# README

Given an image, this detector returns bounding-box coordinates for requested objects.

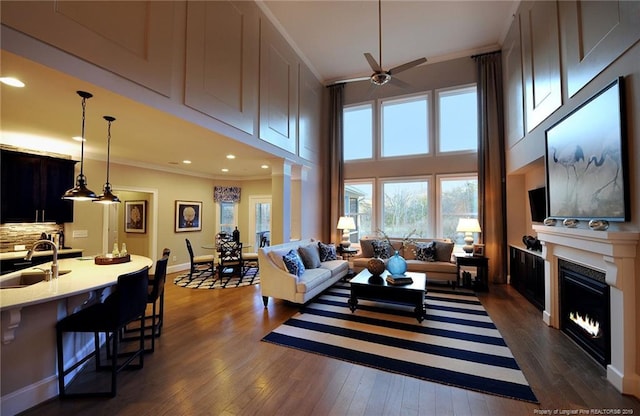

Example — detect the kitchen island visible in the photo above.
[0,254,153,415]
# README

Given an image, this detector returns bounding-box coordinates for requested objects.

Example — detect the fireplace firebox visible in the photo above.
[559,259,610,367]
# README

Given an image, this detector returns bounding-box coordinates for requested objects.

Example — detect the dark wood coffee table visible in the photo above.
[348,269,427,322]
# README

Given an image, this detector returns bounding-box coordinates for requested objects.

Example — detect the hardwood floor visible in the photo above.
[20,272,640,415]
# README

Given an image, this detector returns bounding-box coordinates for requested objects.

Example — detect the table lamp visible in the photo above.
[456,218,481,255]
[337,216,356,248]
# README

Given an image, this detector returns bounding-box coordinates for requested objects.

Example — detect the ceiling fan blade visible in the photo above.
[326,76,371,86]
[389,57,427,75]
[389,76,411,90]
[364,53,382,72]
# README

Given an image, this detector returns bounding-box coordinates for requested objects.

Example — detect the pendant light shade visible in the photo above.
[94,116,121,204]
[62,91,98,201]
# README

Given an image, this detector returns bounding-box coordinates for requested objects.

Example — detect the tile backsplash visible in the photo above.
[0,223,64,252]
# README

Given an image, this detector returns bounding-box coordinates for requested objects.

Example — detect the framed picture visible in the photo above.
[175,200,202,232]
[545,77,629,221]
[473,244,485,257]
[125,200,146,233]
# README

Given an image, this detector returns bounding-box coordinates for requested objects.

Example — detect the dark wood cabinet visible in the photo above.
[1,150,76,223]
[510,246,545,310]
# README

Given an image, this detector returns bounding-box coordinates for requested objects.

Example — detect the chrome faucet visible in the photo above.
[24,240,59,281]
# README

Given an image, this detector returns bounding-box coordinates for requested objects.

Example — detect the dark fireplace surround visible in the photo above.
[559,259,610,367]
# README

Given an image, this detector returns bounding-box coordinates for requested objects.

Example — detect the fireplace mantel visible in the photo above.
[532,224,639,397]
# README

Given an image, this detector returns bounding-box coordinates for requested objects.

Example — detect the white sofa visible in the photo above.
[258,239,349,307]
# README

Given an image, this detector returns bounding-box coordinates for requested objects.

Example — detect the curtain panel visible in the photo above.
[475,52,507,284]
[327,83,345,244]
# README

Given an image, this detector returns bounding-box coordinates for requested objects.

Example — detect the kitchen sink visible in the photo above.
[0,269,71,289]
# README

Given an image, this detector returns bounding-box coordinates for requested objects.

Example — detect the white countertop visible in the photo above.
[0,248,83,261]
[0,255,153,311]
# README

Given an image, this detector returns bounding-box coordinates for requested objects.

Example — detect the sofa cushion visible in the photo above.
[371,240,392,259]
[282,249,306,277]
[318,242,338,261]
[267,248,292,271]
[296,268,332,293]
[415,242,437,262]
[298,244,321,269]
[405,259,457,273]
[319,259,349,278]
[434,241,455,262]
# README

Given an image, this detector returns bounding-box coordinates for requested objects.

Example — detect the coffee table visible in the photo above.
[348,269,427,322]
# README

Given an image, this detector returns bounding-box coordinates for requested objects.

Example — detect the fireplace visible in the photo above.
[533,225,639,397]
[559,259,610,367]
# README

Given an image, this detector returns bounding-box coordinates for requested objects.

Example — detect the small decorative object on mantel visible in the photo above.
[543,218,557,226]
[367,257,385,276]
[588,219,609,231]
[95,254,131,265]
[563,218,579,228]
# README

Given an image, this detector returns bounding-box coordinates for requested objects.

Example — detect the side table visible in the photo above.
[455,254,489,291]
[338,247,359,279]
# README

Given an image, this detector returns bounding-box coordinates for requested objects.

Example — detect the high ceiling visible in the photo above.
[0,1,517,179]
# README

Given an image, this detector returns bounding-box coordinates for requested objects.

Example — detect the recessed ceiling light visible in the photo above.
[221,168,229,172]
[183,160,192,164]
[72,136,86,142]
[226,154,236,159]
[261,164,269,169]
[0,77,25,87]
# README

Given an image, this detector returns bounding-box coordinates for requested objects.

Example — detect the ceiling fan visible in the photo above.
[339,0,427,87]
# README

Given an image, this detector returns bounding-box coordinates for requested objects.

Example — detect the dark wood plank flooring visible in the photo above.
[19,272,640,415]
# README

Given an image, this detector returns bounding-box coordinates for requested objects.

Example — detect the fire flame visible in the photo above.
[569,312,601,338]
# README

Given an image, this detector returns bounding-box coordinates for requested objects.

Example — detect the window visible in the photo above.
[343,103,373,160]
[344,181,373,241]
[437,85,478,153]
[217,201,237,235]
[381,95,428,157]
[438,175,478,243]
[381,179,430,237]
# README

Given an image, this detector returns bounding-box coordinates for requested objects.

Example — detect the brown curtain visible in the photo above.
[475,52,507,284]
[327,83,345,244]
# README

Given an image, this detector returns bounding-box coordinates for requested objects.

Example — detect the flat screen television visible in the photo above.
[528,187,547,223]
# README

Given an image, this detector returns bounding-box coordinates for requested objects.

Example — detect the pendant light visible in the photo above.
[62,91,98,201]
[94,116,121,204]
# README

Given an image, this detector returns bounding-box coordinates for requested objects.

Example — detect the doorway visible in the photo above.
[102,187,158,260]
[248,196,271,248]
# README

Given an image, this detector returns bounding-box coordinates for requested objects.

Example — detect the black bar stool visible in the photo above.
[56,266,149,398]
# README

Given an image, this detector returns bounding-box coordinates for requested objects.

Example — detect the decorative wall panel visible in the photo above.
[502,15,526,148]
[298,63,323,162]
[1,1,177,96]
[561,1,640,97]
[185,1,259,135]
[259,18,299,154]
[521,0,562,132]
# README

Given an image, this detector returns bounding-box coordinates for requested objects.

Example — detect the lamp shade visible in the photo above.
[337,216,356,230]
[456,218,481,233]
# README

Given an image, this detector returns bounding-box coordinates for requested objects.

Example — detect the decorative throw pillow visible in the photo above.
[359,238,375,258]
[298,244,321,269]
[434,241,455,262]
[415,242,437,262]
[317,242,338,262]
[371,239,391,259]
[282,249,306,277]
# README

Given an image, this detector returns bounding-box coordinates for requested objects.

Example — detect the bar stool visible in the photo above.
[122,252,169,352]
[56,267,149,398]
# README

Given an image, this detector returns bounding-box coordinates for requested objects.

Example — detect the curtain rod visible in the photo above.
[471,50,501,59]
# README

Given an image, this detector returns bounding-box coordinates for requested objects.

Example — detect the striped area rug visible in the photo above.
[262,281,538,403]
